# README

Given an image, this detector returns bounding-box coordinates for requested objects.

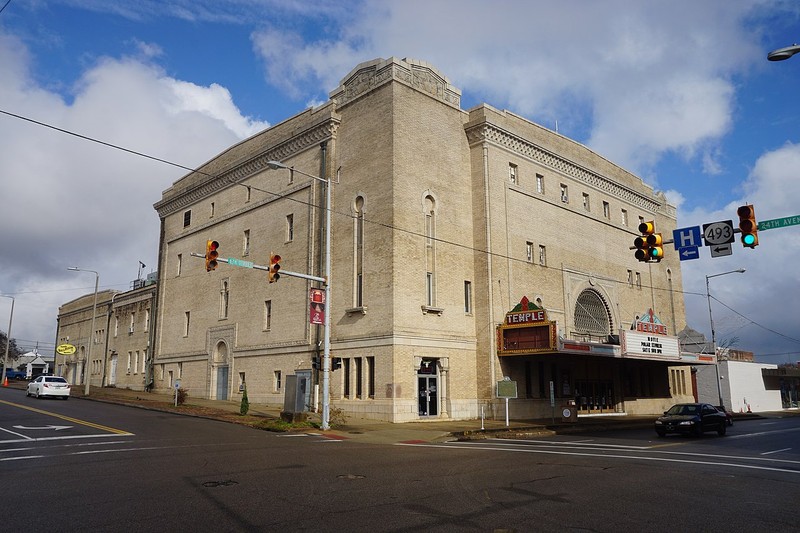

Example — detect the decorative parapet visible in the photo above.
[466,122,672,216]
[154,118,339,218]
[330,57,461,109]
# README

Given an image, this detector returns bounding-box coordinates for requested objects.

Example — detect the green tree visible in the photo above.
[240,385,250,415]
[0,331,22,360]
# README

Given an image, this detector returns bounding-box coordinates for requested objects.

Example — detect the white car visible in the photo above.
[26,376,71,400]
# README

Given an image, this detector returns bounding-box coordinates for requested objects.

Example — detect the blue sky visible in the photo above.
[1,0,800,363]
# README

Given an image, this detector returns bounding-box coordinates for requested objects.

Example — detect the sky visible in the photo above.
[1,0,799,364]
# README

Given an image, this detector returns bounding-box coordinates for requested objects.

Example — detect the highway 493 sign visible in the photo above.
[702,220,735,245]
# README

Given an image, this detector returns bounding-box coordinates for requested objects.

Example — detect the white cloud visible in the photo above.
[0,31,266,352]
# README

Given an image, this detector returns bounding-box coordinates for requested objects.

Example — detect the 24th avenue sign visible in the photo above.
[758,215,800,231]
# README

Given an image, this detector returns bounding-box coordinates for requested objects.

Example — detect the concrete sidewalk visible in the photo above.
[6,381,777,444]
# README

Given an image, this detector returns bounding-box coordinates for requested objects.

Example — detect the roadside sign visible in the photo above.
[710,243,733,258]
[673,226,702,250]
[678,247,700,261]
[703,221,735,246]
[758,215,800,231]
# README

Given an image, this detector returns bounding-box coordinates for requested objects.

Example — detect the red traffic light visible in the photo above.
[269,253,281,283]
[205,240,219,271]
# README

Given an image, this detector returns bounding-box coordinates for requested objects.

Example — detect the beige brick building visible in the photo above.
[56,281,156,391]
[151,57,698,422]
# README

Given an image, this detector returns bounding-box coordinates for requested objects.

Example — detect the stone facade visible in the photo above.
[151,57,692,422]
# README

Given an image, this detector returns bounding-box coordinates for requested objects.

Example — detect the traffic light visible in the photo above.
[205,240,219,271]
[647,231,664,262]
[332,357,342,371]
[268,254,281,283]
[737,204,759,248]
[634,221,654,262]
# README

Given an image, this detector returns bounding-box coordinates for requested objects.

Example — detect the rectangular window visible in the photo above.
[560,184,569,203]
[264,300,272,331]
[582,193,590,211]
[526,241,533,262]
[183,210,191,228]
[343,358,351,398]
[184,311,190,337]
[274,370,282,391]
[367,356,375,399]
[355,357,363,399]
[621,209,629,226]
[508,163,518,184]
[243,229,250,256]
[286,214,294,242]
[177,253,182,277]
[538,245,547,266]
[464,281,473,314]
[603,201,610,219]
[536,173,544,194]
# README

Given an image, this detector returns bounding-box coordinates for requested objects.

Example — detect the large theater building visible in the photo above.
[151,57,702,422]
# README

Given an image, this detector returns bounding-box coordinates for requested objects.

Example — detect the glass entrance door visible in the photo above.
[418,376,438,417]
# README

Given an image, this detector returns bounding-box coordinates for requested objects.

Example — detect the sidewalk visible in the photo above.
[6,381,777,444]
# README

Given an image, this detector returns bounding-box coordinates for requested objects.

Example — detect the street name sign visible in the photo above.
[758,215,800,231]
[702,220,735,246]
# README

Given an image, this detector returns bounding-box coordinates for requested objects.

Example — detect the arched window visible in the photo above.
[573,289,612,342]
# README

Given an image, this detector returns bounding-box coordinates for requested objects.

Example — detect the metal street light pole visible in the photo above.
[768,43,800,61]
[267,161,333,430]
[1,295,14,385]
[68,267,99,396]
[705,268,746,408]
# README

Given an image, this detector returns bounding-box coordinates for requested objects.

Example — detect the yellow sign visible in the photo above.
[56,343,76,355]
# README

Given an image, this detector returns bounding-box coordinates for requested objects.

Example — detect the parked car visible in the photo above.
[26,375,71,400]
[4,369,27,380]
[715,405,734,426]
[654,402,727,437]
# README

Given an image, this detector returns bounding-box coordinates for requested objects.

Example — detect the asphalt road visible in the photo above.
[2,387,798,532]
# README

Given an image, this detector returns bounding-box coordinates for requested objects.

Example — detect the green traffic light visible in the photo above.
[742,234,756,246]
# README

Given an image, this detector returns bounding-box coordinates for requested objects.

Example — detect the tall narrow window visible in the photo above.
[424,195,437,307]
[539,245,547,266]
[264,300,272,331]
[508,163,518,184]
[464,281,473,314]
[560,184,569,203]
[220,279,230,319]
[243,229,250,256]
[184,311,190,337]
[354,196,365,307]
[183,210,191,228]
[286,214,294,241]
[367,356,375,399]
[526,241,533,262]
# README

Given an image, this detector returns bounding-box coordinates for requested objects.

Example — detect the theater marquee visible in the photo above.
[497,296,557,356]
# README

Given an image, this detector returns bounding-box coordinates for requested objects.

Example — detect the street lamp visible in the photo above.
[68,267,99,395]
[768,43,800,61]
[266,160,334,430]
[1,295,14,385]
[705,268,746,408]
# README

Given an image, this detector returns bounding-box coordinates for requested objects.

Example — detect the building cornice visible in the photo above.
[154,118,339,218]
[466,122,674,217]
